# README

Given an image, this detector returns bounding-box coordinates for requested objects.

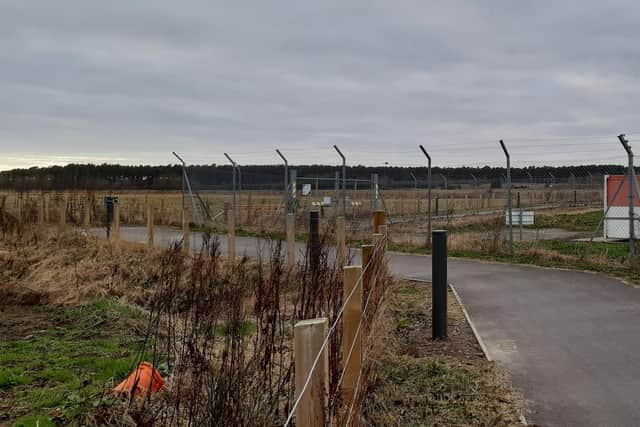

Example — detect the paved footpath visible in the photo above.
[104,226,640,426]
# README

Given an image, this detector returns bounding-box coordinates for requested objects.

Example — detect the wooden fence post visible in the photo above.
[44,194,50,223]
[342,265,363,412]
[372,210,386,234]
[160,199,166,225]
[336,216,346,268]
[59,195,67,229]
[38,195,45,225]
[147,205,154,248]
[378,224,388,253]
[83,197,91,228]
[112,201,120,242]
[16,194,22,224]
[223,202,230,223]
[361,244,374,303]
[228,209,235,260]
[286,213,296,268]
[294,318,329,427]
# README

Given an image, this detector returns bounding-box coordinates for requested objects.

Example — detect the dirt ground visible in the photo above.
[0,305,60,342]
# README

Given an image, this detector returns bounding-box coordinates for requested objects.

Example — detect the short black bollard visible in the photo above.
[310,210,320,271]
[432,230,448,339]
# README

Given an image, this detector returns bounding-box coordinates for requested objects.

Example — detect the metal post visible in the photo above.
[517,192,522,241]
[224,153,237,213]
[619,134,635,257]
[440,173,448,190]
[371,173,379,211]
[410,171,418,214]
[276,149,289,213]
[370,173,375,211]
[419,145,432,245]
[334,171,340,208]
[333,145,346,216]
[173,152,199,225]
[526,170,534,184]
[290,169,297,212]
[500,140,514,255]
[432,230,447,339]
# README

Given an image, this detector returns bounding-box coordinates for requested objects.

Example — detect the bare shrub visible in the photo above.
[99,232,391,426]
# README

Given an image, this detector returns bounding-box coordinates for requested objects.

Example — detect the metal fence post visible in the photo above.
[432,230,447,339]
[286,213,296,268]
[276,149,289,212]
[334,171,340,210]
[371,173,379,212]
[336,215,346,268]
[618,134,635,257]
[333,145,347,217]
[175,152,200,222]
[224,153,237,212]
[500,140,514,255]
[419,145,432,245]
[228,209,236,260]
[290,169,297,213]
[517,192,523,241]
[410,171,419,215]
[183,208,190,256]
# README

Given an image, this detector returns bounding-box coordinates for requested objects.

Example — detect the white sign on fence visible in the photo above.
[505,210,534,226]
[302,184,312,196]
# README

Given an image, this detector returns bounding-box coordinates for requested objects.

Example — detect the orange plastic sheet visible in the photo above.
[112,362,165,397]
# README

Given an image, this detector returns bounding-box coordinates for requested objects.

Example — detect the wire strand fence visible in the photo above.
[284,230,389,426]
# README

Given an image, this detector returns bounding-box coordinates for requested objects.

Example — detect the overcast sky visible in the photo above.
[1,1,639,170]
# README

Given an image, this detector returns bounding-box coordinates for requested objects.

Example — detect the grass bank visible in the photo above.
[364,281,522,425]
[0,299,149,426]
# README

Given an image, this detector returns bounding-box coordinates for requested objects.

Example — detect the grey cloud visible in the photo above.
[0,1,639,169]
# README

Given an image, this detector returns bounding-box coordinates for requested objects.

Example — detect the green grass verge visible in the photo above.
[0,299,150,426]
[532,209,603,232]
[367,282,521,425]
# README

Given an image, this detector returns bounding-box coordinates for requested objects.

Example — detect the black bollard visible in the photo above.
[432,230,448,339]
[310,210,320,271]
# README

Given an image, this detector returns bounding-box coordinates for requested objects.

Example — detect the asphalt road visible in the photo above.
[99,226,640,426]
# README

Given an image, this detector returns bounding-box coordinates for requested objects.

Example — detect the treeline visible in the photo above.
[0,163,625,191]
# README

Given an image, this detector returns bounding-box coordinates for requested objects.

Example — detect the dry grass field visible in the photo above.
[0,184,603,230]
[0,190,531,426]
